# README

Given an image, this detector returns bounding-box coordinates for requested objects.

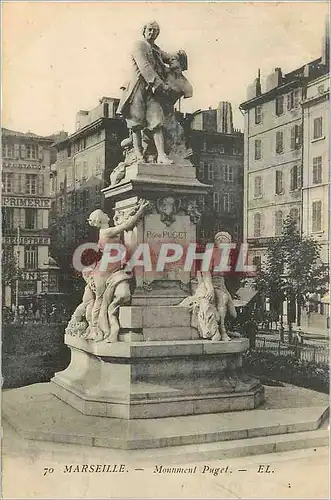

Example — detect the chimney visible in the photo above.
[76,110,89,130]
[246,69,262,100]
[217,102,234,134]
[265,67,283,92]
[321,17,330,66]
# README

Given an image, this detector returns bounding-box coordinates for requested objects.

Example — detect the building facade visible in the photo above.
[50,97,127,274]
[187,102,244,244]
[302,72,329,265]
[240,56,329,268]
[1,128,65,310]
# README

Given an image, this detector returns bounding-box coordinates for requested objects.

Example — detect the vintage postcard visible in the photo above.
[1,1,330,498]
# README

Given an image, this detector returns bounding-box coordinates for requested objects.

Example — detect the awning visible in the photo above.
[233,286,258,308]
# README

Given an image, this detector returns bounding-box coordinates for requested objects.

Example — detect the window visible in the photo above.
[82,161,88,180]
[293,89,300,108]
[224,165,234,182]
[313,156,322,184]
[275,210,283,236]
[287,90,300,110]
[313,117,323,139]
[75,162,81,181]
[290,207,300,230]
[290,124,302,150]
[254,139,262,160]
[233,224,239,241]
[255,105,263,124]
[287,92,294,110]
[3,143,15,159]
[223,193,231,212]
[275,95,284,116]
[24,245,38,269]
[213,192,220,212]
[254,176,262,198]
[25,174,37,194]
[2,172,13,193]
[82,190,89,211]
[2,207,14,230]
[312,201,322,232]
[198,162,205,179]
[26,145,38,160]
[67,145,72,157]
[275,170,283,194]
[207,164,213,181]
[253,213,262,237]
[290,165,302,191]
[219,145,225,154]
[50,174,56,193]
[67,166,73,186]
[199,194,205,212]
[276,131,284,154]
[25,209,37,229]
[96,156,101,174]
[232,147,240,156]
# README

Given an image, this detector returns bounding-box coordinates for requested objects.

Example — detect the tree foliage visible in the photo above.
[1,245,22,286]
[254,216,328,329]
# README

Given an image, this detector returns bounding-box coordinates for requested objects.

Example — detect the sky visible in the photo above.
[2,1,329,136]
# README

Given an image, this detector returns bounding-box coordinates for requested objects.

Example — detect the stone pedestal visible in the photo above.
[102,161,209,298]
[49,158,265,449]
[51,336,264,420]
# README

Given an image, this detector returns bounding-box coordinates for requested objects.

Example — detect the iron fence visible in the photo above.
[255,338,329,366]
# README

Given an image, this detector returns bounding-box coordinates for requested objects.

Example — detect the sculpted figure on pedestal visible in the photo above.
[117,21,193,166]
[65,200,150,342]
[179,232,238,341]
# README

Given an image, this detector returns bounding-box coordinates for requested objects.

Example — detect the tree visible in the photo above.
[1,245,22,287]
[254,216,328,340]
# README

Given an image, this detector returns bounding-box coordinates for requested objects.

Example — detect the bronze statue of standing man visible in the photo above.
[117,21,175,164]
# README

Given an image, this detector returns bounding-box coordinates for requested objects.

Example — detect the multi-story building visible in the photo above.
[50,97,127,273]
[302,72,329,265]
[187,102,244,244]
[240,54,329,268]
[1,127,66,310]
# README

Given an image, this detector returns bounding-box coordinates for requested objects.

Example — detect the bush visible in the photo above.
[2,323,70,389]
[243,349,329,394]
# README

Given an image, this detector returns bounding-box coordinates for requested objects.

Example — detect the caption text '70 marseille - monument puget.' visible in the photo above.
[50,21,265,447]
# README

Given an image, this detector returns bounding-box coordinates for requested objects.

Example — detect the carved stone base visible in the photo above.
[51,336,264,420]
[119,304,199,340]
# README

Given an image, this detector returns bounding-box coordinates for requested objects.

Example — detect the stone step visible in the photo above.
[126,429,329,464]
[3,383,328,450]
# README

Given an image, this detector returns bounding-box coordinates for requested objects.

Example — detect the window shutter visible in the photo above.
[19,208,25,227]
[14,173,22,193]
[287,93,292,110]
[37,210,43,229]
[20,144,26,159]
[13,208,20,228]
[14,144,20,159]
[290,127,296,150]
[297,165,302,188]
[38,146,43,160]
[38,174,44,195]
[297,124,302,148]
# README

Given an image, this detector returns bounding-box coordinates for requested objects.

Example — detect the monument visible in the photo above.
[50,20,264,435]
[3,20,328,464]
